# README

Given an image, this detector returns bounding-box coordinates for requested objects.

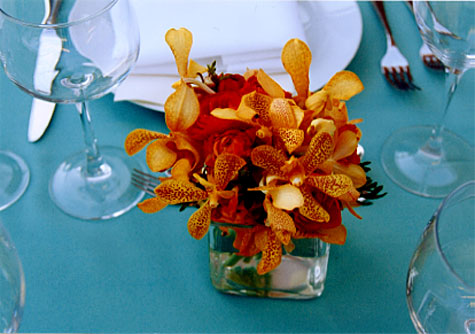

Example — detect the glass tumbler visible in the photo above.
[406,180,475,333]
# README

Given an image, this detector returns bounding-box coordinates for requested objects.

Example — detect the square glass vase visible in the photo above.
[208,223,330,299]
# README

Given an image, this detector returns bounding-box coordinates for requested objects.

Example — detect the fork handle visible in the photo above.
[372,1,396,47]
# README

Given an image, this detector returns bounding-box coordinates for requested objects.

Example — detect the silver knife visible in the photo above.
[28,99,56,142]
[28,0,62,142]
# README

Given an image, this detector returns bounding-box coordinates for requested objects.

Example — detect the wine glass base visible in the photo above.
[381,125,475,198]
[49,146,145,220]
[0,151,30,211]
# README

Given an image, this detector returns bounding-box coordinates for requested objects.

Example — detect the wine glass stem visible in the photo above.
[428,68,464,153]
[76,102,105,177]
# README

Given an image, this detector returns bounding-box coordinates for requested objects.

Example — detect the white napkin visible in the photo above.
[114,0,307,109]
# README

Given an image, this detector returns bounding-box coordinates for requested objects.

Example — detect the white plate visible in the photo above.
[128,1,362,112]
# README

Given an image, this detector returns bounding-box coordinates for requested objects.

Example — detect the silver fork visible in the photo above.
[372,2,421,90]
[406,1,444,70]
[132,169,160,196]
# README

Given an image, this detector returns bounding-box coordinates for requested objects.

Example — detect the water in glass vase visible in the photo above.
[208,223,330,299]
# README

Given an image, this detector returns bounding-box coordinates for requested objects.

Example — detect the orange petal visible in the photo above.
[317,225,347,245]
[213,153,246,190]
[333,162,367,188]
[257,69,285,98]
[300,132,334,174]
[257,229,282,275]
[146,138,177,172]
[165,28,193,77]
[154,179,207,204]
[137,197,168,213]
[124,129,168,156]
[281,38,311,104]
[333,130,358,161]
[306,174,354,198]
[171,132,200,169]
[305,90,327,113]
[164,80,200,132]
[251,145,287,175]
[275,128,304,154]
[269,98,297,129]
[187,59,207,78]
[169,158,192,180]
[298,186,330,223]
[187,200,212,240]
[323,71,364,101]
[268,184,304,211]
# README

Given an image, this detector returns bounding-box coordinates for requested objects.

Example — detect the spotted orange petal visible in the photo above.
[154,179,207,204]
[257,230,282,275]
[257,69,285,98]
[300,132,334,174]
[165,28,193,78]
[281,38,311,105]
[275,128,304,154]
[137,197,168,214]
[242,92,273,124]
[124,129,168,156]
[265,199,296,245]
[213,153,246,190]
[146,138,177,172]
[298,186,330,223]
[306,174,354,198]
[187,200,212,240]
[251,145,287,175]
[269,98,297,129]
[164,80,200,132]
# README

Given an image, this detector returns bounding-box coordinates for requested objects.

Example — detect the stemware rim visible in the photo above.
[434,179,475,289]
[0,0,119,29]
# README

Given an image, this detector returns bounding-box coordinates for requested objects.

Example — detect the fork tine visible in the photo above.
[392,67,409,90]
[132,168,160,195]
[403,67,421,90]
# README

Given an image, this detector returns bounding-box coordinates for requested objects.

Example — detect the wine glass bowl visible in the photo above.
[414,1,475,71]
[406,180,475,333]
[381,1,475,198]
[0,0,139,103]
[0,0,145,220]
[0,220,25,332]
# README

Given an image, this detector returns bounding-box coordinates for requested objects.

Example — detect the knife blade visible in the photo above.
[28,0,62,142]
[28,99,56,142]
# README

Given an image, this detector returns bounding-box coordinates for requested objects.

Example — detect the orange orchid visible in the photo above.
[125,28,385,277]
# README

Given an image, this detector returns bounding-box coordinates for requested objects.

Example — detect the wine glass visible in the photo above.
[0,219,25,332]
[0,0,145,219]
[0,151,29,211]
[406,180,475,333]
[381,1,475,198]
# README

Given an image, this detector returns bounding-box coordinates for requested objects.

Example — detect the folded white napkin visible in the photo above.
[114,0,307,109]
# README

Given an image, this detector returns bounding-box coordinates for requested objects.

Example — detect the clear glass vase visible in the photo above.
[209,223,330,299]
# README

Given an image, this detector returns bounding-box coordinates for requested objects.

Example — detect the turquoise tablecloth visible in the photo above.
[1,1,474,332]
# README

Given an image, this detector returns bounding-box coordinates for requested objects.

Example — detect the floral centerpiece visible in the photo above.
[125,28,385,299]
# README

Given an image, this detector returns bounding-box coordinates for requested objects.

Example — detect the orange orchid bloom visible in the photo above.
[153,152,245,240]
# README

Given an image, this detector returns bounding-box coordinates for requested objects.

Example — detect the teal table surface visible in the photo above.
[1,1,474,333]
